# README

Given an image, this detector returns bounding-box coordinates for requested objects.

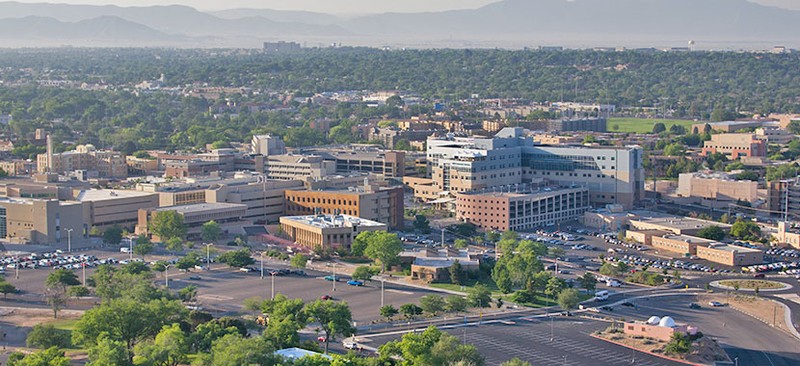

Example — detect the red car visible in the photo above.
[320,295,333,300]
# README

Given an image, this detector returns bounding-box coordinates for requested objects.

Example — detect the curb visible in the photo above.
[590,334,704,366]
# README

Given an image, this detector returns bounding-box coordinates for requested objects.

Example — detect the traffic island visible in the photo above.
[593,324,728,365]
[710,279,792,292]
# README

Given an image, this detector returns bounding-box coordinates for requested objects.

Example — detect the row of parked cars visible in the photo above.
[1,252,120,271]
[743,261,800,275]
[766,248,800,259]
[606,254,732,274]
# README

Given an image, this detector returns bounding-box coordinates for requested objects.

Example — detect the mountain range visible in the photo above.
[1,0,799,48]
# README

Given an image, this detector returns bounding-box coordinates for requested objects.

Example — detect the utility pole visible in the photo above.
[205,243,213,270]
[64,229,73,253]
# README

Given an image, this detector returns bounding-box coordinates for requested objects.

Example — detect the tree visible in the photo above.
[380,326,484,366]
[454,239,469,249]
[557,289,581,311]
[579,272,597,291]
[350,231,372,257]
[178,285,198,303]
[731,220,761,241]
[0,281,17,298]
[103,225,124,245]
[176,253,202,271]
[26,324,71,349]
[413,215,431,234]
[548,246,566,258]
[72,298,187,359]
[216,249,254,268]
[305,299,354,354]
[697,226,726,241]
[445,295,468,313]
[467,284,492,308]
[664,332,691,355]
[201,220,222,242]
[663,143,686,157]
[500,359,532,366]
[45,269,80,318]
[399,303,423,320]
[351,266,379,281]
[485,231,501,243]
[652,123,666,134]
[197,333,277,366]
[380,305,399,321]
[8,347,70,366]
[87,334,129,366]
[449,260,464,285]
[363,231,403,272]
[419,295,446,316]
[67,286,90,298]
[133,324,189,366]
[290,253,308,269]
[149,211,186,240]
[133,235,154,257]
[545,277,566,298]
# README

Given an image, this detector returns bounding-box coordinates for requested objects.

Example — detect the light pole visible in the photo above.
[260,252,264,279]
[81,261,86,286]
[64,229,73,253]
[128,237,134,261]
[205,243,213,270]
[381,279,385,307]
[271,272,276,300]
[332,262,336,292]
[734,357,738,366]
[164,264,171,287]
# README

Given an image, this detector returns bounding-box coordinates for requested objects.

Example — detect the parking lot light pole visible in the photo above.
[381,279,385,307]
[164,264,171,287]
[128,237,134,261]
[65,229,73,253]
[205,243,213,270]
[271,272,275,300]
[82,262,86,286]
[332,263,336,292]
[260,252,264,279]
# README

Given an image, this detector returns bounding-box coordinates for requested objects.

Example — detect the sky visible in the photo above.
[5,0,800,13]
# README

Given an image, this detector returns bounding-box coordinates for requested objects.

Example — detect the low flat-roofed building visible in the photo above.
[264,155,336,181]
[651,234,714,256]
[73,189,159,230]
[582,205,638,231]
[773,222,800,249]
[696,243,763,266]
[0,197,86,245]
[279,214,387,251]
[403,177,440,202]
[623,316,691,342]
[625,229,670,246]
[691,120,767,134]
[138,202,248,240]
[701,133,767,159]
[456,185,591,232]
[630,215,731,236]
[409,249,481,283]
[677,171,758,204]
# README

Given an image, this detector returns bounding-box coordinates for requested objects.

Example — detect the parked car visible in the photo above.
[708,301,724,307]
[320,295,333,300]
[753,273,766,278]
[689,303,701,309]
[343,340,358,350]
[324,275,340,281]
[347,280,364,286]
[188,275,202,280]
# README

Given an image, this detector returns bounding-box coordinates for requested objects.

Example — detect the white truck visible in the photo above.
[594,290,609,301]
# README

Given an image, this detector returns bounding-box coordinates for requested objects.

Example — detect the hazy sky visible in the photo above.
[7,0,800,13]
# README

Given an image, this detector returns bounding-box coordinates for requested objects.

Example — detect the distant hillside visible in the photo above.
[0,16,178,46]
[210,8,340,25]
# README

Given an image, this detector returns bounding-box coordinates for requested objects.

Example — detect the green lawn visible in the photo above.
[47,319,79,331]
[429,278,500,294]
[608,118,697,134]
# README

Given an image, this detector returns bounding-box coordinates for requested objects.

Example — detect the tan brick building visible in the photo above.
[701,133,767,159]
[677,171,757,203]
[284,186,403,229]
[651,235,713,256]
[279,214,387,250]
[696,243,763,266]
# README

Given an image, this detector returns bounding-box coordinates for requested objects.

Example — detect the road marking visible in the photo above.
[762,351,776,366]
[386,289,413,295]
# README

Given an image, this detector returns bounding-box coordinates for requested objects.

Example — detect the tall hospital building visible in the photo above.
[423,128,645,209]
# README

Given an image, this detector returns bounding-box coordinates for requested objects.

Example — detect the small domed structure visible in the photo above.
[658,316,676,328]
[647,316,661,325]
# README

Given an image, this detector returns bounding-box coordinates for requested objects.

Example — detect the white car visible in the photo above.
[342,341,358,350]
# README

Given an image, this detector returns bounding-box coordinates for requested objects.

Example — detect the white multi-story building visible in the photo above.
[424,128,645,209]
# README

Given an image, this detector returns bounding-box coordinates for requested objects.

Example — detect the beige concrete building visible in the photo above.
[0,198,86,245]
[624,317,690,342]
[251,134,286,156]
[625,229,670,246]
[264,155,336,181]
[582,205,638,232]
[137,202,249,240]
[285,186,404,229]
[677,171,758,203]
[279,214,387,251]
[755,127,794,144]
[701,133,767,159]
[38,144,127,179]
[455,186,591,231]
[629,216,731,236]
[651,235,713,256]
[533,134,580,145]
[73,189,159,230]
[772,222,800,249]
[696,243,763,266]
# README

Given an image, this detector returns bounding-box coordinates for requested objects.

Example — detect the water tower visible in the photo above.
[688,40,696,52]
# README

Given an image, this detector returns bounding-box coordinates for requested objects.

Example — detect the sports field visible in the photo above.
[608,118,697,133]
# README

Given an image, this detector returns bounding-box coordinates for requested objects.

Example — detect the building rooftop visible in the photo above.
[661,235,715,244]
[704,243,762,253]
[75,189,155,202]
[459,184,587,199]
[155,202,246,214]
[281,214,386,229]
[631,216,732,230]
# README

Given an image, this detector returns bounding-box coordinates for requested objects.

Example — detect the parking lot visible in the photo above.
[365,317,687,366]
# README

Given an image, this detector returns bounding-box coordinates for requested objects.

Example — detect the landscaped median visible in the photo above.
[593,324,728,365]
[710,279,792,292]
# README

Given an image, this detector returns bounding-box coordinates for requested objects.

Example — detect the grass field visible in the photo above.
[608,118,697,134]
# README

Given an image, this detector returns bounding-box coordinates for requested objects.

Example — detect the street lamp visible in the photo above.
[271,272,276,300]
[128,236,134,261]
[164,264,171,287]
[64,228,73,253]
[205,243,214,270]
[381,278,385,307]
[260,252,265,279]
[332,262,337,292]
[81,261,86,286]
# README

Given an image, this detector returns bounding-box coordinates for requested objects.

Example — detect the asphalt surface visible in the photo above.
[363,317,688,366]
[606,295,800,366]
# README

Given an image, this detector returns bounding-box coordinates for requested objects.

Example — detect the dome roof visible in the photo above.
[647,316,661,325]
[658,316,676,328]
